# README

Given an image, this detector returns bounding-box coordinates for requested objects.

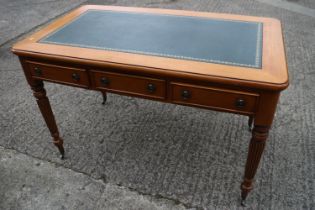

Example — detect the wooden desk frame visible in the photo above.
[12,5,289,205]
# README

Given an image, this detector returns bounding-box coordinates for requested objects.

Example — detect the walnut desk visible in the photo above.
[12,5,289,204]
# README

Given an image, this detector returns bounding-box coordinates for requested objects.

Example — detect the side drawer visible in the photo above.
[92,70,166,100]
[27,61,90,88]
[171,82,259,114]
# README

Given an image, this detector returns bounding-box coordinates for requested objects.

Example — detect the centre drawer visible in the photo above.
[92,70,166,100]
[27,61,90,88]
[171,82,259,114]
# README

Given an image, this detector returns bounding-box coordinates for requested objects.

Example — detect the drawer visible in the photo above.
[92,71,166,100]
[171,83,259,114]
[28,61,90,88]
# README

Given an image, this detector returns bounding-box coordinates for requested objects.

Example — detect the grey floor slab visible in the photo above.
[0,0,86,45]
[257,0,315,18]
[0,146,187,210]
[285,0,315,9]
[1,0,315,210]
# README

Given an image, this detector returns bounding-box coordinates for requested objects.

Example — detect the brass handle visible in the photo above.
[235,98,246,108]
[100,77,110,86]
[34,67,42,76]
[72,73,80,81]
[181,90,191,100]
[147,83,156,93]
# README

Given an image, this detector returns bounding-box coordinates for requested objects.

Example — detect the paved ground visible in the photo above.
[0,146,186,210]
[0,0,314,210]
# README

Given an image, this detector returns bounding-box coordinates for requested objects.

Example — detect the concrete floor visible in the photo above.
[0,0,314,209]
[0,146,186,210]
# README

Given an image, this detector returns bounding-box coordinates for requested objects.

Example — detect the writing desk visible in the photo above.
[12,5,289,204]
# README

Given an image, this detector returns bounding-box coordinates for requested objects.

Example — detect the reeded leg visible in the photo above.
[101,92,107,105]
[31,81,65,159]
[248,116,254,131]
[241,125,269,205]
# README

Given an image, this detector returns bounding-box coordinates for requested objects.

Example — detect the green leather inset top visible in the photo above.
[40,10,263,68]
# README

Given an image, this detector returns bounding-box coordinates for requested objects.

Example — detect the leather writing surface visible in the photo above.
[40,10,263,68]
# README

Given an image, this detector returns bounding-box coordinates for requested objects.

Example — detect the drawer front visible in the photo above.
[171,83,258,114]
[28,62,90,88]
[93,71,166,100]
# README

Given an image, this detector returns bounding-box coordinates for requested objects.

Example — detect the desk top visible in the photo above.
[12,5,288,90]
[40,10,262,69]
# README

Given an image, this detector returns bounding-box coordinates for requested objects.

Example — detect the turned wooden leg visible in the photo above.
[248,116,254,131]
[101,92,107,105]
[31,81,65,159]
[241,125,269,205]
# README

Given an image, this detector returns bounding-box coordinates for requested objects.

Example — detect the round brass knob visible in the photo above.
[181,90,191,100]
[147,83,156,93]
[235,98,246,108]
[34,67,42,76]
[72,73,80,81]
[100,77,110,86]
